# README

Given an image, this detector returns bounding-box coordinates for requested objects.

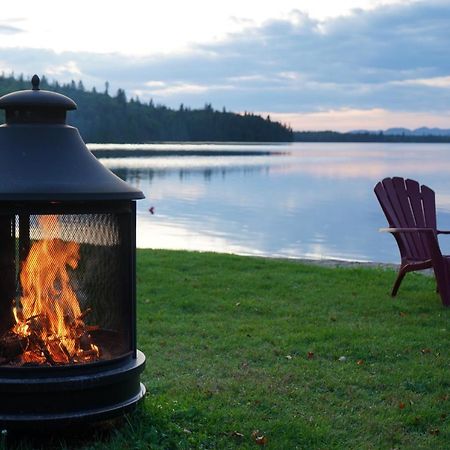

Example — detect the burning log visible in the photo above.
[0,331,28,361]
[28,333,58,365]
[1,321,101,366]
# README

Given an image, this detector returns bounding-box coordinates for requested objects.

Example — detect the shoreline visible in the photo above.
[91,148,285,158]
[283,257,398,270]
[258,255,409,271]
[250,254,436,276]
[137,248,438,276]
[138,247,400,271]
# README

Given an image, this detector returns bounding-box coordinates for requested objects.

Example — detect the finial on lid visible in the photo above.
[31,74,40,91]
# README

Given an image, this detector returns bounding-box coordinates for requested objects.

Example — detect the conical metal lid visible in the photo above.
[0,75,144,201]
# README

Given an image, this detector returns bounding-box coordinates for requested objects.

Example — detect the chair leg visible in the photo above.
[422,233,450,307]
[391,267,407,297]
[435,269,450,307]
[435,275,450,307]
[441,292,450,307]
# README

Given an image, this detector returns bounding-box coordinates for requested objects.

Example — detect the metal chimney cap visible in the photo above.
[0,75,77,111]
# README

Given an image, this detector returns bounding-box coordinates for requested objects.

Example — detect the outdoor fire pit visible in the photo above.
[0,76,145,427]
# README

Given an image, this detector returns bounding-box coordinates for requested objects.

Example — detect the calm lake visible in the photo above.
[93,142,450,263]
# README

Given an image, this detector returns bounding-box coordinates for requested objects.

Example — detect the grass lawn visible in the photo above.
[5,249,450,449]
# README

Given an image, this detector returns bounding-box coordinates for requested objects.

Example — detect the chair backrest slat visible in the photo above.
[405,179,426,226]
[421,185,437,228]
[405,179,429,257]
[381,178,418,259]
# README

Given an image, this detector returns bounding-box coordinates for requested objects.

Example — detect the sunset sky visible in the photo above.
[0,0,448,131]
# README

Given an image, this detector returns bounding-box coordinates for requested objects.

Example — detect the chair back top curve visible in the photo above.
[374,177,436,261]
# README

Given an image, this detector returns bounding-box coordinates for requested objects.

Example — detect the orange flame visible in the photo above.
[12,215,99,365]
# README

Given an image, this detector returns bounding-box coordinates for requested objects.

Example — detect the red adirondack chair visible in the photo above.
[374,177,450,307]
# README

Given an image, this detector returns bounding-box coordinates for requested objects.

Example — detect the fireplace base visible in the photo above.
[0,350,145,428]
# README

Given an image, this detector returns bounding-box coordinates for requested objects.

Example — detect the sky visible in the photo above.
[0,0,449,131]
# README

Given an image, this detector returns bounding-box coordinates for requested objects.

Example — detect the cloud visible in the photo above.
[394,75,450,88]
[46,60,82,77]
[144,82,234,97]
[0,22,23,35]
[0,1,449,126]
[97,1,450,113]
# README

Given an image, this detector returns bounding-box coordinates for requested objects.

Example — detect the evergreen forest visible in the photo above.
[0,74,293,143]
[294,130,450,143]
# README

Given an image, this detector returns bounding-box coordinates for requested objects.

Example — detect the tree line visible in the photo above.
[294,131,450,143]
[0,74,293,143]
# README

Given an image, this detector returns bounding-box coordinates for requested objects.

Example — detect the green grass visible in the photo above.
[5,250,450,449]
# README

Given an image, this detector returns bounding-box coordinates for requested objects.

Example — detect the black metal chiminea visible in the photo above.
[0,76,146,427]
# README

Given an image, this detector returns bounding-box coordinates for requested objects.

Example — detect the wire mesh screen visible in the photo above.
[0,211,131,366]
[26,214,124,326]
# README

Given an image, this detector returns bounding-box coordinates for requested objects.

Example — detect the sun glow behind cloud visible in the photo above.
[0,0,417,55]
[268,109,450,132]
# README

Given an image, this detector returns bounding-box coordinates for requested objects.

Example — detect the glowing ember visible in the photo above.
[6,215,100,365]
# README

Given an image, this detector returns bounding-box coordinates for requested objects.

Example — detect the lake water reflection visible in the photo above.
[96,142,450,263]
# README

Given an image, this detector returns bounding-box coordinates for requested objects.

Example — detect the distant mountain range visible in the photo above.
[350,127,450,136]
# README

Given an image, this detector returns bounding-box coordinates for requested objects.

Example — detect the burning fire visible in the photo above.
[9,215,100,365]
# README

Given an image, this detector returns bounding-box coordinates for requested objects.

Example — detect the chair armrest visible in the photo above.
[379,227,435,234]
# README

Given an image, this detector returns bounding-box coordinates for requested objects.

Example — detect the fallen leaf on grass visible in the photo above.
[252,430,268,446]
[230,431,244,438]
[429,428,440,436]
[421,348,432,354]
[399,311,407,317]
[255,435,268,445]
[399,402,405,409]
[356,359,364,365]
[285,355,293,360]
[307,352,314,359]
